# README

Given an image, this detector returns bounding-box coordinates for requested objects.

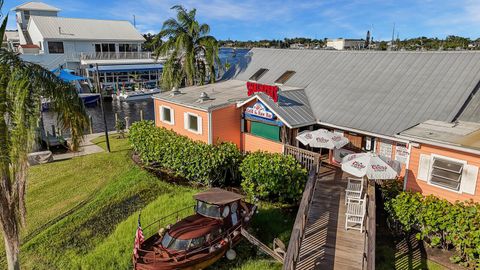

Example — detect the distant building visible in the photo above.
[10,1,162,87]
[289,43,306,49]
[326,38,365,50]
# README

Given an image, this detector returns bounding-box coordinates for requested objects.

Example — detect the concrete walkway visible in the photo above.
[52,132,107,161]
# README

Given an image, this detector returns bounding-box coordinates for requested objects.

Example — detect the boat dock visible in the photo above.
[283,164,375,270]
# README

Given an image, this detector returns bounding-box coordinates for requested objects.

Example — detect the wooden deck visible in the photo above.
[295,165,366,270]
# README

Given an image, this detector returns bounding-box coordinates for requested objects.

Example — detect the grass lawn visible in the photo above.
[0,135,292,269]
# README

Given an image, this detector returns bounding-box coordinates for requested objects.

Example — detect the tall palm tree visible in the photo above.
[154,5,220,90]
[0,6,89,269]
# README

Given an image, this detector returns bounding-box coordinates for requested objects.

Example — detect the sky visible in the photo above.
[3,0,480,41]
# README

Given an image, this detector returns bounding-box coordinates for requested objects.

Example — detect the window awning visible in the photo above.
[87,64,163,73]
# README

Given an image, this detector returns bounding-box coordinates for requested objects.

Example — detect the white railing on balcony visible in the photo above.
[79,51,153,60]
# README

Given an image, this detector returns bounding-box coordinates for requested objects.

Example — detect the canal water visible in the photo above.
[42,48,250,133]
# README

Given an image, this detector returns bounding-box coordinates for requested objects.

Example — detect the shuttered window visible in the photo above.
[430,157,463,191]
[250,121,280,141]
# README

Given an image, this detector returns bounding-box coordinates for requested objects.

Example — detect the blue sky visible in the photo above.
[3,0,480,40]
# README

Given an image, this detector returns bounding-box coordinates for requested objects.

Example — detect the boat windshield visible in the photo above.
[161,232,190,251]
[196,201,221,218]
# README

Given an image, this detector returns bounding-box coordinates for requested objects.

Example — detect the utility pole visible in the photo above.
[94,63,111,153]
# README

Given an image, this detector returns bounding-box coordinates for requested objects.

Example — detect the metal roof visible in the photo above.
[398,120,480,152]
[30,16,145,42]
[251,90,316,128]
[457,87,480,123]
[234,48,480,136]
[13,2,60,11]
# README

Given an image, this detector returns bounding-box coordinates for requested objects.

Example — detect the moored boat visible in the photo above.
[133,188,256,270]
[117,88,161,101]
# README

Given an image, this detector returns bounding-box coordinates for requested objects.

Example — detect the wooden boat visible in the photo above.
[133,188,256,270]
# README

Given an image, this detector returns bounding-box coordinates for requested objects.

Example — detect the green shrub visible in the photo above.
[385,192,480,268]
[129,121,242,186]
[240,151,307,203]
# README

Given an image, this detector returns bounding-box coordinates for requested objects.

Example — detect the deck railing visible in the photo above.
[363,180,376,270]
[283,145,321,173]
[283,169,317,270]
[79,51,153,60]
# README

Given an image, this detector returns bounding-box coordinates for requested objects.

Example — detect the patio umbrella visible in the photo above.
[296,129,349,150]
[341,152,401,179]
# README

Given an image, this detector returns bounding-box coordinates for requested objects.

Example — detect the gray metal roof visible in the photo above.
[255,90,316,128]
[30,16,145,42]
[153,80,250,111]
[457,87,480,122]
[234,48,480,136]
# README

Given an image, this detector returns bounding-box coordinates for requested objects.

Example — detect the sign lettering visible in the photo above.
[247,82,279,102]
[245,102,275,120]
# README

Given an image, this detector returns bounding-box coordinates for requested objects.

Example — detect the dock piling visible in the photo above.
[140,110,143,121]
[89,115,93,134]
[125,116,130,129]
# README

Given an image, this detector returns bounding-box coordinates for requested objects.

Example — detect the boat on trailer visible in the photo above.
[133,188,256,270]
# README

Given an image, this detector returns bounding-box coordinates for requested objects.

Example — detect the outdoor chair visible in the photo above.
[345,177,364,204]
[345,195,367,232]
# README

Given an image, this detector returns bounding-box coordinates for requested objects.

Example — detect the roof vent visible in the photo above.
[170,86,182,96]
[197,92,214,103]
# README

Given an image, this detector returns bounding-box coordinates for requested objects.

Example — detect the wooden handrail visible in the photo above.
[363,180,376,270]
[283,169,317,270]
[283,145,321,173]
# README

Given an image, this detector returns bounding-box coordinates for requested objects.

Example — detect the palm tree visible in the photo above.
[154,5,220,90]
[0,6,89,269]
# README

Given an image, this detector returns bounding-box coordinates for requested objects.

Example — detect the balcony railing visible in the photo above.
[79,51,153,60]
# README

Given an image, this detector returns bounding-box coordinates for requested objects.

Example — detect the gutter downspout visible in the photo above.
[403,143,413,191]
[208,111,213,145]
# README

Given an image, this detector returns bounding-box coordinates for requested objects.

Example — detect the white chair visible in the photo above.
[345,177,364,204]
[345,195,367,232]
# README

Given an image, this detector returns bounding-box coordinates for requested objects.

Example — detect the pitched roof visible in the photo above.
[13,2,60,12]
[234,48,480,136]
[457,86,480,123]
[29,16,145,42]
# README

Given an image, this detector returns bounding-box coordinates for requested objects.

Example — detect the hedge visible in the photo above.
[240,151,308,203]
[385,192,480,268]
[129,121,242,186]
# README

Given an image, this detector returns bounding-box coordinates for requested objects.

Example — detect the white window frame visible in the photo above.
[184,112,202,135]
[159,105,174,125]
[428,154,466,194]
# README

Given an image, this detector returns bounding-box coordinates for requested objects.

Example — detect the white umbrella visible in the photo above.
[341,152,401,179]
[296,129,349,150]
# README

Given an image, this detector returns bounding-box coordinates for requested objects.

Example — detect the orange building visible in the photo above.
[153,48,480,202]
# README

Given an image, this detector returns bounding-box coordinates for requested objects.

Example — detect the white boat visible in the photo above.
[117,88,161,101]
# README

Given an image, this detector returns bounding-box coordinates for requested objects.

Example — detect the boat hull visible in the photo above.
[79,93,101,106]
[117,89,161,101]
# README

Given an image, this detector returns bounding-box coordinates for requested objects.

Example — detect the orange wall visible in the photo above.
[406,144,480,202]
[154,99,209,143]
[211,104,242,147]
[242,133,284,153]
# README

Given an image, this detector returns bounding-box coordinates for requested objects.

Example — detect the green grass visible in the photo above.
[0,135,291,270]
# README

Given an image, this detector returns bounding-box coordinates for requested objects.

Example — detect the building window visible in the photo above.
[24,11,30,22]
[48,42,64,54]
[249,68,268,81]
[275,70,296,84]
[160,106,174,125]
[184,113,202,134]
[101,43,115,53]
[119,44,139,52]
[429,157,463,191]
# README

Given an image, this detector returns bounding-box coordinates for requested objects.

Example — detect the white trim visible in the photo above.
[184,112,202,135]
[428,153,466,194]
[396,134,480,156]
[318,121,411,144]
[403,143,413,191]
[159,105,174,125]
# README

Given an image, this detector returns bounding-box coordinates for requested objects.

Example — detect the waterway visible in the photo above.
[41,48,250,133]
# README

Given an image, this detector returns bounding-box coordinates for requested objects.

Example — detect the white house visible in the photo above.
[11,1,162,87]
[326,38,366,50]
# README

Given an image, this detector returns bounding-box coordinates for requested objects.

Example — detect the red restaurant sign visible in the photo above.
[246,82,279,102]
